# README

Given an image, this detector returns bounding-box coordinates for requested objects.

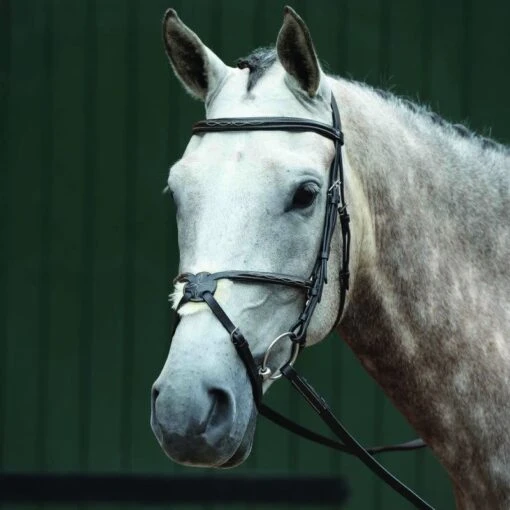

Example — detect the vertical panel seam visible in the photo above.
[420,0,432,102]
[37,0,54,472]
[0,0,11,471]
[378,0,391,87]
[79,0,98,474]
[461,0,473,120]
[339,0,350,74]
[121,0,139,472]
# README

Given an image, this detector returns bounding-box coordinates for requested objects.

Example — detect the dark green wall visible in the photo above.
[1,1,509,509]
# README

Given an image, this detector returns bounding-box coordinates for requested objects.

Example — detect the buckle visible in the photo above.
[328,179,340,193]
[328,179,341,205]
[340,269,350,289]
[338,205,350,226]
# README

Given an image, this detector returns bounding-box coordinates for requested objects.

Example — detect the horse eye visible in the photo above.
[292,183,319,209]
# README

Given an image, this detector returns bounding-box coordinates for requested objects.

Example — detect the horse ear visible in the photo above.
[276,6,321,97]
[162,9,228,101]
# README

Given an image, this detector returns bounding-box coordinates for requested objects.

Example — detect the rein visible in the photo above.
[172,94,433,510]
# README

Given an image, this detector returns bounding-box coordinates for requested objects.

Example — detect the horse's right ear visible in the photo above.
[162,9,228,101]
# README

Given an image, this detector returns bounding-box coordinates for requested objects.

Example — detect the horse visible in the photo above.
[150,6,510,509]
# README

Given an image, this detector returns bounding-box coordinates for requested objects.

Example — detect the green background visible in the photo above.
[1,1,509,509]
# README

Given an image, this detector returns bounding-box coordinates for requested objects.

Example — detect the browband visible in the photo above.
[176,271,312,291]
[193,118,344,144]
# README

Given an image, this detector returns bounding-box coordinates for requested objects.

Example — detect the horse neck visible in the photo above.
[332,78,510,507]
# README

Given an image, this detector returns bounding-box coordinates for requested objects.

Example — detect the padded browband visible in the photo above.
[193,118,344,144]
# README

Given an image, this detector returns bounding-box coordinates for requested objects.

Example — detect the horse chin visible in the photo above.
[155,403,258,469]
[218,408,257,468]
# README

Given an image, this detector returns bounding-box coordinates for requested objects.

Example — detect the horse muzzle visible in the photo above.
[151,378,244,466]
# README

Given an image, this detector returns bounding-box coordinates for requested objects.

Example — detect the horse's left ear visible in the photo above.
[276,6,322,97]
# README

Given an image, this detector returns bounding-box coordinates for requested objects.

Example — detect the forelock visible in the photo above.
[236,47,277,92]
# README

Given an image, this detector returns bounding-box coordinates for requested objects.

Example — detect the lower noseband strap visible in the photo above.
[199,291,263,408]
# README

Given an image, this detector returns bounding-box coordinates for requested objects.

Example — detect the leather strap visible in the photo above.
[176,270,311,291]
[193,117,343,143]
[280,365,434,510]
[200,291,263,408]
[259,404,426,455]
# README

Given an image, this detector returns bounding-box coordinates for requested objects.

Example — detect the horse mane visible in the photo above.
[236,47,509,155]
[372,87,509,155]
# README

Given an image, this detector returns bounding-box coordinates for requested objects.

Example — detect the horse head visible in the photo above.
[151,6,346,467]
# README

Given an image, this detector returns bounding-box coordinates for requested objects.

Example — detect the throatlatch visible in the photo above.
[172,94,433,510]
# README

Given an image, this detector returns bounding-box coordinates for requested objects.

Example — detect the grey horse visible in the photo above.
[151,6,510,509]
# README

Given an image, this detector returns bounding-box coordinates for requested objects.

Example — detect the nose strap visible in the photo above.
[176,273,263,408]
[200,291,263,408]
[176,270,311,291]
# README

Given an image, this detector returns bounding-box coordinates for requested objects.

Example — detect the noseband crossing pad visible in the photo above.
[180,272,218,302]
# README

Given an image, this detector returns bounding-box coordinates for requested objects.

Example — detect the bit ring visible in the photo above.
[259,332,300,381]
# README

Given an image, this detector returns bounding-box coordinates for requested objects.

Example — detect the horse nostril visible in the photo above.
[209,388,228,407]
[151,385,160,412]
[207,388,233,428]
